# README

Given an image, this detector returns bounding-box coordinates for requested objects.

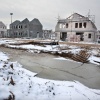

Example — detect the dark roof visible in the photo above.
[11,20,20,25]
[21,18,29,24]
[30,18,42,26]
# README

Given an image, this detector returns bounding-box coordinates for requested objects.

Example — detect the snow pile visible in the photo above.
[0,52,9,61]
[0,38,17,45]
[89,56,100,65]
[0,38,100,65]
[6,44,100,65]
[0,52,100,100]
[7,44,60,52]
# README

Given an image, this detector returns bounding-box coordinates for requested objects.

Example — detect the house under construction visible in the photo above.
[55,13,97,42]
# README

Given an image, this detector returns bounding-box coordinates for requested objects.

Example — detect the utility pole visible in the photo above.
[10,13,13,37]
[10,13,13,25]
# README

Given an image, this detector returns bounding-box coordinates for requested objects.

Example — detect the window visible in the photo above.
[21,25,23,29]
[66,23,68,28]
[25,25,27,28]
[75,23,78,28]
[59,24,62,28]
[14,26,16,29]
[83,22,87,28]
[19,26,20,29]
[88,34,91,38]
[21,32,22,36]
[63,24,65,28]
[14,32,15,36]
[79,23,82,28]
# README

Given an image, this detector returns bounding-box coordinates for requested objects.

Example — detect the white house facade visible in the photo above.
[97,30,100,43]
[0,21,7,38]
[55,13,97,42]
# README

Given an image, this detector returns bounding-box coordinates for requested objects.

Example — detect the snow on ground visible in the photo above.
[0,38,18,45]
[54,57,82,64]
[0,38,100,65]
[54,57,68,60]
[89,56,100,65]
[7,44,59,52]
[12,44,100,65]
[0,52,100,100]
[0,52,9,61]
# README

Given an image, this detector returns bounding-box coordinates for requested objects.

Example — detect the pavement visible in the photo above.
[0,47,100,89]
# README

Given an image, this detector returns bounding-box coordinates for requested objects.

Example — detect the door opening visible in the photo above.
[76,32,84,41]
[60,32,67,41]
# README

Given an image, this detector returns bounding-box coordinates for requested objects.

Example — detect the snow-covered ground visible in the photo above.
[0,38,100,99]
[0,38,100,65]
[0,52,100,100]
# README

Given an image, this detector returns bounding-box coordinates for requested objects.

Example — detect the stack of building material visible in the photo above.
[71,50,90,63]
[58,50,90,63]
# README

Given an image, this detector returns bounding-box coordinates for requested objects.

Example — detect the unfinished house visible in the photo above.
[97,30,100,43]
[9,18,43,38]
[55,13,97,42]
[0,21,7,38]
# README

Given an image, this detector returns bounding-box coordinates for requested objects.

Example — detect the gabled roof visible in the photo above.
[21,18,29,24]
[30,18,42,26]
[67,13,89,21]
[11,20,20,25]
[0,21,6,27]
[58,13,90,23]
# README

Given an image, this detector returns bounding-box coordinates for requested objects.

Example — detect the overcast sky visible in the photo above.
[0,0,100,30]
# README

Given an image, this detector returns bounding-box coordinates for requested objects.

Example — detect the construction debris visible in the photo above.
[57,50,90,63]
[71,50,90,63]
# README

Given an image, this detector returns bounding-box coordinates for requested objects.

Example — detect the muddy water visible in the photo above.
[1,47,100,89]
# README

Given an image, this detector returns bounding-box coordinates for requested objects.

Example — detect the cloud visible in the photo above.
[0,0,100,30]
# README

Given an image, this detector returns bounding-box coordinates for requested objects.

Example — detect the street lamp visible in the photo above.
[10,13,13,24]
[10,13,13,37]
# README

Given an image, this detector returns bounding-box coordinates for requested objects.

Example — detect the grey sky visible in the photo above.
[0,0,100,30]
